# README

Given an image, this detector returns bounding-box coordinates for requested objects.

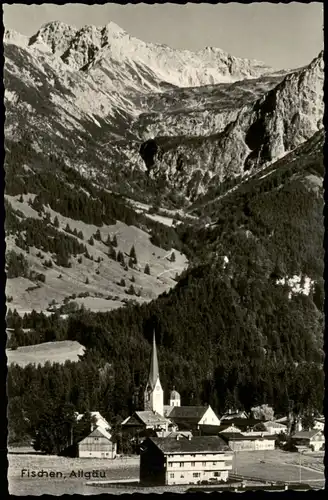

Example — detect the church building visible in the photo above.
[121,332,171,434]
[122,331,221,438]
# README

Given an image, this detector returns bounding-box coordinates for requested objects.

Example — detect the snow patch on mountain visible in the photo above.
[4,29,29,48]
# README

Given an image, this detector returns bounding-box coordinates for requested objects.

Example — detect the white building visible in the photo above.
[140,435,233,485]
[260,421,287,435]
[292,430,325,452]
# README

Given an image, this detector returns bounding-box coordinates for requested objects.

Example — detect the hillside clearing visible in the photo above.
[7,340,86,367]
[5,194,188,314]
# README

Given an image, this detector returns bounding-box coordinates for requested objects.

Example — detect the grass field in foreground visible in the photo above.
[233,449,324,486]
[8,449,324,495]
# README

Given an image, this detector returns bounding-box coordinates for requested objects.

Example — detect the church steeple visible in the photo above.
[148,330,159,390]
[144,330,164,416]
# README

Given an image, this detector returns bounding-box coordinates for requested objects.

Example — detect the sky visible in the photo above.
[3,3,324,69]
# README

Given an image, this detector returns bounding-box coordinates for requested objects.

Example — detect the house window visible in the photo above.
[170,473,174,478]
[202,462,206,466]
[193,473,200,478]
[179,462,184,467]
[180,474,184,478]
[94,437,99,441]
[191,463,195,467]
[213,462,217,465]
[168,462,173,466]
[214,472,220,477]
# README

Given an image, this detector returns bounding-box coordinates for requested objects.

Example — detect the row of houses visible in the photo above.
[68,333,324,486]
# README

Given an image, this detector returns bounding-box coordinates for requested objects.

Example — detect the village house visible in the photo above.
[77,426,117,458]
[217,418,263,433]
[313,417,325,431]
[254,421,287,436]
[275,416,302,433]
[219,432,276,451]
[76,411,111,433]
[122,332,221,440]
[199,423,243,436]
[291,430,325,452]
[121,410,171,434]
[139,436,233,486]
[167,405,221,432]
[220,409,248,420]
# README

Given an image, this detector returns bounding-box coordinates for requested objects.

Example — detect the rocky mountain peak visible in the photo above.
[30,20,78,55]
[24,20,273,85]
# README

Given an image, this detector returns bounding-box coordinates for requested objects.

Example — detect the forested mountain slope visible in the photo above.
[7,131,324,444]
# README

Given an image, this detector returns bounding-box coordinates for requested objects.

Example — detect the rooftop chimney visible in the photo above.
[176,435,180,441]
[188,434,192,441]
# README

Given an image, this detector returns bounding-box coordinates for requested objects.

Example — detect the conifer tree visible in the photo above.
[94,229,101,241]
[129,245,137,263]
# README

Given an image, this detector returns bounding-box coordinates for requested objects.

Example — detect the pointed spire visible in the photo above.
[148,330,159,389]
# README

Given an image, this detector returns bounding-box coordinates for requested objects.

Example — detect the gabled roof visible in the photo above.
[163,405,174,417]
[218,418,262,430]
[198,424,230,436]
[169,406,209,425]
[155,430,192,439]
[147,436,230,454]
[136,411,169,425]
[122,411,170,427]
[292,430,323,440]
[275,417,289,424]
[263,421,287,429]
[221,411,247,420]
[76,411,111,431]
[79,426,113,443]
[219,425,243,434]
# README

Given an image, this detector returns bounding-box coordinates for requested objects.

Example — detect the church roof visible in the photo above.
[147,331,160,390]
[168,406,209,427]
[146,436,230,454]
[136,411,169,425]
[170,389,181,400]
